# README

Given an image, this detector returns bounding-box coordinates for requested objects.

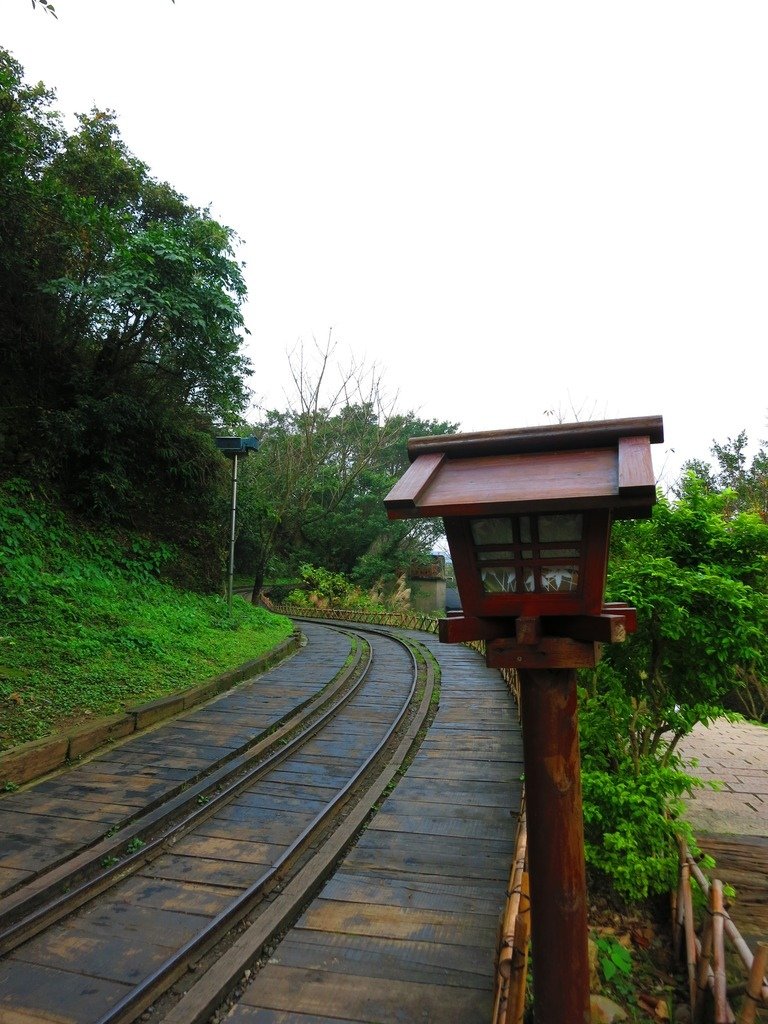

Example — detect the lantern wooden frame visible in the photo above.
[385,415,663,661]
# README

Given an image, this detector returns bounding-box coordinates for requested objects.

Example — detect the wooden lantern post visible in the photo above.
[384,416,663,1024]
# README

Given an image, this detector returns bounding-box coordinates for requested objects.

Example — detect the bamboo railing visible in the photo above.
[262,598,442,636]
[492,802,530,1024]
[676,840,768,1023]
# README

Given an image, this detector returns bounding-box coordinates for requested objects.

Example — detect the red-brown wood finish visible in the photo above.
[444,509,611,619]
[486,636,600,670]
[385,417,662,523]
[405,415,664,461]
[383,451,444,512]
[519,668,591,1024]
[617,434,656,497]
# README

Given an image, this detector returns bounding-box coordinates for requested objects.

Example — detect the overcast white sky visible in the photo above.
[4,1,767,488]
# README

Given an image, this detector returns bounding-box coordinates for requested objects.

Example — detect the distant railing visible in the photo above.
[262,598,441,635]
[676,839,767,1023]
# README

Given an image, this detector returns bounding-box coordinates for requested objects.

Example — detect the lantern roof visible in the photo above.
[384,415,663,521]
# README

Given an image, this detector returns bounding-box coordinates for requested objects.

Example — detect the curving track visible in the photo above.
[0,622,522,1024]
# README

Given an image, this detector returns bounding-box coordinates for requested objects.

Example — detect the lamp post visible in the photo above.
[384,416,663,1024]
[215,436,260,610]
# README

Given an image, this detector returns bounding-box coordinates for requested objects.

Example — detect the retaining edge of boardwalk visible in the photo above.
[0,629,301,790]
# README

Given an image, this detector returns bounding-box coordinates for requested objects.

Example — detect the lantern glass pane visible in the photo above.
[477,550,515,561]
[520,516,532,542]
[471,518,514,545]
[521,549,534,559]
[543,547,580,557]
[540,565,579,592]
[537,513,583,542]
[481,567,518,592]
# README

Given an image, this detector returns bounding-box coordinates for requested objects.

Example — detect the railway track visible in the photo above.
[0,622,355,899]
[0,623,437,1024]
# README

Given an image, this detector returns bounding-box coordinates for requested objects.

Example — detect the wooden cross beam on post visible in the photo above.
[384,416,663,1024]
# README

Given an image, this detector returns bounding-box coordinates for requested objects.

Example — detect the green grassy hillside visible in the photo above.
[0,480,293,750]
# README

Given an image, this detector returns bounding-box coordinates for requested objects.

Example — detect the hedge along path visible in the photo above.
[0,623,355,898]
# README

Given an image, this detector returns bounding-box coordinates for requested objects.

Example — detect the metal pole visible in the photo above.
[519,667,591,1024]
[227,452,238,611]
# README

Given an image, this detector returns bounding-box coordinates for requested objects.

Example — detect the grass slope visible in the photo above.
[0,481,293,750]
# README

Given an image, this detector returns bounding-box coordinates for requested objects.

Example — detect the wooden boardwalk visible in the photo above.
[228,632,523,1023]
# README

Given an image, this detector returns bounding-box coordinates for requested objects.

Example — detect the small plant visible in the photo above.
[596,936,633,984]
[2,781,19,792]
[125,837,145,853]
[197,794,210,805]
[595,935,636,1006]
[101,855,120,868]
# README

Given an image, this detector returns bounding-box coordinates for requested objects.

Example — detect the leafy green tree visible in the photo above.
[679,428,768,520]
[597,474,768,758]
[579,472,768,898]
[236,341,457,597]
[0,51,250,587]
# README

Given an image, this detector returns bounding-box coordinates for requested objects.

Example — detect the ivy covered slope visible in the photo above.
[0,482,293,751]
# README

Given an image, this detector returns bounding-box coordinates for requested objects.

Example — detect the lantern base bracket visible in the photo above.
[439,605,636,648]
[487,636,600,670]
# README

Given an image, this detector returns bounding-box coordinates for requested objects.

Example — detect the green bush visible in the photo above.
[579,679,704,902]
[285,563,387,613]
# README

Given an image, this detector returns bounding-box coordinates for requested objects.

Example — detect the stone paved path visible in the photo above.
[678,717,768,837]
[677,717,768,952]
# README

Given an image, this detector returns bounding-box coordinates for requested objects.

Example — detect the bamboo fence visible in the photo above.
[676,840,767,1023]
[492,802,530,1024]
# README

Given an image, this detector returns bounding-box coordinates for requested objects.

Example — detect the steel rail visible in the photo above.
[166,635,437,1024]
[0,626,371,954]
[90,628,423,1024]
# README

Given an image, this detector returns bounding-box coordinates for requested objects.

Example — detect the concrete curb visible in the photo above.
[0,630,301,790]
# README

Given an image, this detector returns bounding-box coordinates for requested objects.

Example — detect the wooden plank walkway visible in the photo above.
[229,632,523,1024]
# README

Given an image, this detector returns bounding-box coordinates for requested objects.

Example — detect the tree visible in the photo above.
[236,339,457,597]
[679,428,768,520]
[0,50,250,588]
[578,472,768,898]
[30,1,57,17]
[589,472,768,766]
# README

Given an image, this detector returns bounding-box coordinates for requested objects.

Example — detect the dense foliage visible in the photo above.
[680,431,768,521]
[580,459,768,899]
[236,342,458,596]
[0,480,292,749]
[0,50,249,586]
[283,564,390,612]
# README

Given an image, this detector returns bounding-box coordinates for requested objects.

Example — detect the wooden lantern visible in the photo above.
[385,415,664,1024]
[385,415,663,668]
